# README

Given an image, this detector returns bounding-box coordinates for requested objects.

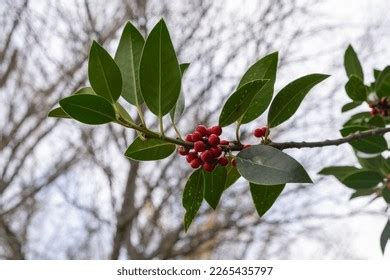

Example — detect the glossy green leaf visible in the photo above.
[343,112,370,127]
[219,80,269,127]
[250,183,285,217]
[59,94,116,125]
[357,155,387,175]
[88,41,122,103]
[341,170,383,189]
[139,19,181,117]
[380,220,390,254]
[345,75,367,101]
[182,169,205,232]
[124,137,175,161]
[368,115,385,128]
[376,66,390,98]
[170,63,190,124]
[318,166,359,181]
[114,21,145,106]
[374,69,381,80]
[382,188,390,204]
[344,44,364,80]
[224,164,241,190]
[204,166,227,209]
[267,74,329,128]
[115,103,134,124]
[48,107,70,119]
[341,101,362,112]
[340,125,388,153]
[237,52,278,124]
[350,188,377,200]
[236,145,312,185]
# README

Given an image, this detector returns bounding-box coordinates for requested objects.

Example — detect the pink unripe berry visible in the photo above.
[194,141,206,152]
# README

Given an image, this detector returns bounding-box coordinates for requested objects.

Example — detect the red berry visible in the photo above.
[206,128,212,136]
[190,158,202,169]
[208,134,220,146]
[203,162,215,172]
[194,141,206,152]
[218,157,229,166]
[186,152,198,163]
[243,144,251,149]
[254,128,264,138]
[200,150,213,162]
[210,146,222,158]
[261,127,268,135]
[231,158,237,167]
[210,126,222,136]
[192,131,202,142]
[178,146,189,155]
[196,125,208,136]
[220,140,229,146]
[185,134,193,142]
[371,108,378,116]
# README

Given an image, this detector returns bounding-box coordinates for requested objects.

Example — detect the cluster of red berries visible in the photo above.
[370,98,389,116]
[253,126,268,138]
[177,125,233,172]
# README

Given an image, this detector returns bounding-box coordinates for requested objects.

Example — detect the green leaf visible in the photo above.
[237,52,278,124]
[345,75,367,101]
[48,107,70,119]
[182,169,205,231]
[376,66,390,98]
[382,188,390,204]
[88,41,122,103]
[267,74,329,128]
[357,155,386,175]
[368,115,385,128]
[380,220,390,254]
[204,166,227,209]
[341,170,383,189]
[374,69,381,80]
[115,103,134,124]
[350,188,377,200]
[343,112,370,127]
[224,164,241,190]
[236,145,312,185]
[59,94,116,125]
[114,21,145,106]
[124,137,175,161]
[340,125,388,153]
[344,44,364,80]
[170,63,190,124]
[341,101,362,112]
[219,80,269,127]
[318,166,359,181]
[250,183,285,217]
[139,19,181,117]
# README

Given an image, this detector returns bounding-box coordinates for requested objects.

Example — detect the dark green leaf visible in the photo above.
[139,19,181,117]
[382,188,390,204]
[344,44,364,80]
[250,183,285,217]
[115,103,134,124]
[224,164,241,190]
[358,155,386,175]
[341,170,383,189]
[48,107,70,119]
[341,101,362,112]
[170,63,190,124]
[219,80,269,127]
[380,220,390,254]
[124,137,175,161]
[345,75,367,101]
[236,145,312,185]
[88,41,122,103]
[267,74,330,128]
[204,166,227,209]
[350,188,377,200]
[114,21,145,106]
[237,52,278,124]
[376,66,390,98]
[318,166,359,181]
[343,112,370,127]
[340,125,388,153]
[182,169,205,232]
[59,94,116,125]
[368,115,385,128]
[374,69,381,80]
